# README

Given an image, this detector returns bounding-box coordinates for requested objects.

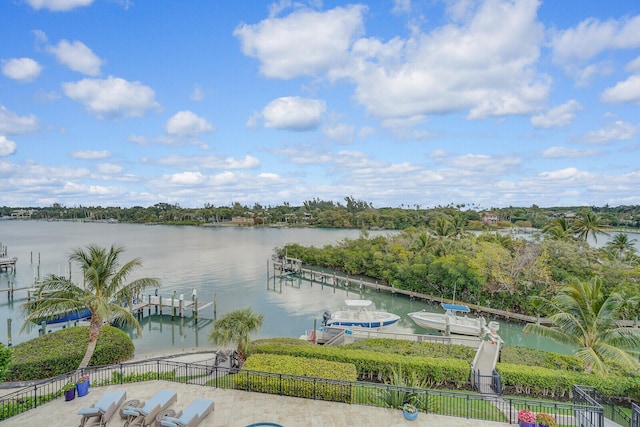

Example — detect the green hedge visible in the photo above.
[249,341,470,388]
[498,363,640,401]
[342,338,476,361]
[238,353,356,403]
[6,326,134,381]
[500,345,585,372]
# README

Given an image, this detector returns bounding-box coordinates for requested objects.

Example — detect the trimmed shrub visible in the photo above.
[500,345,584,372]
[237,353,356,403]
[250,340,470,388]
[498,363,639,401]
[6,325,134,381]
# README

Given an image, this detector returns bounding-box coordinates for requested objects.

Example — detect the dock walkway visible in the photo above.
[272,258,640,328]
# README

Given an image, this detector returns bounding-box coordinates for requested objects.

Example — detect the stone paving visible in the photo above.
[2,351,513,427]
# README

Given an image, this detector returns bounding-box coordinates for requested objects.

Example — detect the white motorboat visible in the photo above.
[408,303,488,336]
[322,299,400,329]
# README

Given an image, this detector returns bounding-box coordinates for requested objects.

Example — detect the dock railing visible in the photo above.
[0,357,607,425]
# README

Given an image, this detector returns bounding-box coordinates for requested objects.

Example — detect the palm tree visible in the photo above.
[22,244,160,369]
[208,307,264,367]
[542,217,574,241]
[573,209,607,243]
[524,277,640,375]
[605,232,637,260]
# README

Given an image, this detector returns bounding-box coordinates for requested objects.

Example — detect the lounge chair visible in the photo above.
[77,389,127,427]
[159,398,214,427]
[122,389,177,427]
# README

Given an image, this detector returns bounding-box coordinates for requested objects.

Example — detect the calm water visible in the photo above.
[0,221,588,356]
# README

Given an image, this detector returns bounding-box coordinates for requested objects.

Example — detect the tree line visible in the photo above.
[4,199,640,230]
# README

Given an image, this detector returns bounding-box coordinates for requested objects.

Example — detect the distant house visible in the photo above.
[11,209,34,219]
[231,216,254,225]
[482,212,498,225]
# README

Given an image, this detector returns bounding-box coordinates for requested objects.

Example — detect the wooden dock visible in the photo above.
[271,258,640,328]
[130,290,214,323]
[0,256,17,272]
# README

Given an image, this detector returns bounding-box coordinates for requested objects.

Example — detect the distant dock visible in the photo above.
[0,256,17,272]
[130,289,214,323]
[270,257,639,328]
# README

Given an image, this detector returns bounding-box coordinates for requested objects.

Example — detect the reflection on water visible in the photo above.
[0,221,581,356]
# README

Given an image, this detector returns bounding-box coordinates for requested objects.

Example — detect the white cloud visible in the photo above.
[2,58,42,82]
[601,75,640,104]
[62,76,160,118]
[0,106,39,134]
[542,146,597,158]
[165,111,213,136]
[582,120,637,144]
[190,85,204,101]
[551,15,640,65]
[262,96,326,131]
[349,0,548,120]
[47,39,103,76]
[234,5,366,79]
[531,100,582,128]
[322,122,355,143]
[96,163,123,174]
[155,154,260,170]
[626,56,640,73]
[170,171,206,185]
[0,135,17,156]
[392,0,411,14]
[71,150,110,159]
[26,0,93,11]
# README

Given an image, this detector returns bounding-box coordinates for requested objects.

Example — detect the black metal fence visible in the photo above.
[0,358,607,425]
[574,384,632,427]
[632,402,639,427]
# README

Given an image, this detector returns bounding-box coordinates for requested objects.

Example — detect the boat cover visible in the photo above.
[344,299,373,307]
[441,303,470,313]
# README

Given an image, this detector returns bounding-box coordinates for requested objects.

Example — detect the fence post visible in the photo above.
[33,384,38,410]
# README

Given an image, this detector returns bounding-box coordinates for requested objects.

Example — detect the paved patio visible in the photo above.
[2,351,513,427]
[4,380,513,427]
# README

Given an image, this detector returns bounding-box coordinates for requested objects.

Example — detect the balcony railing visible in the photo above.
[0,358,605,425]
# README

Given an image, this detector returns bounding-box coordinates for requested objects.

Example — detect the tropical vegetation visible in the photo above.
[4,200,640,232]
[5,325,134,381]
[523,278,640,376]
[21,244,159,369]
[208,307,264,367]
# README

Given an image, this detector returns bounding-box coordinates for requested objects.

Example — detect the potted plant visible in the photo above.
[517,409,536,427]
[402,403,418,421]
[536,413,557,427]
[76,375,90,397]
[62,382,76,401]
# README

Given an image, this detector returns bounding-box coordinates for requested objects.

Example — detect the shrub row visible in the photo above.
[249,341,470,388]
[500,346,584,372]
[342,338,476,361]
[237,354,356,403]
[498,363,640,401]
[6,326,134,381]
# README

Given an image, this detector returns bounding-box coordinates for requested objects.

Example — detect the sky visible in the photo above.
[1,0,640,210]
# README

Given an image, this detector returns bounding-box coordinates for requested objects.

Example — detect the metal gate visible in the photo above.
[472,368,501,394]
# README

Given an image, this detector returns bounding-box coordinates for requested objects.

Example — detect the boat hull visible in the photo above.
[408,311,484,336]
[325,316,400,329]
[32,308,92,325]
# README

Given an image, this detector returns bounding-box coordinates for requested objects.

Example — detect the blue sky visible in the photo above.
[2,0,640,209]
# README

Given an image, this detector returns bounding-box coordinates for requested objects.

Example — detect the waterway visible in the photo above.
[1,220,622,357]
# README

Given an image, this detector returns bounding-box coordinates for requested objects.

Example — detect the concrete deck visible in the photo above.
[3,351,513,427]
[5,380,513,427]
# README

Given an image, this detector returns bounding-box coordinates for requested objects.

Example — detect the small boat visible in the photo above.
[32,307,92,325]
[408,303,488,336]
[322,299,400,329]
